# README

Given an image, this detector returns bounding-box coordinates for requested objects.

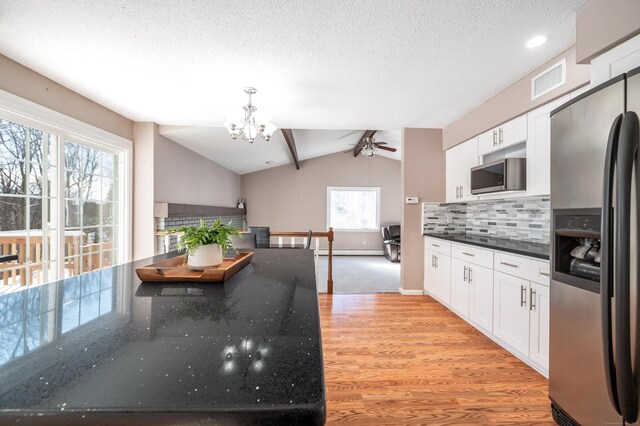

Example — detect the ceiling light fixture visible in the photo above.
[525,35,548,49]
[224,87,277,143]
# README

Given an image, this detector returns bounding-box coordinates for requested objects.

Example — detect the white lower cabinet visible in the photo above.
[424,250,451,304]
[469,265,494,333]
[451,256,494,334]
[451,258,470,317]
[423,236,550,376]
[493,271,530,355]
[528,282,550,370]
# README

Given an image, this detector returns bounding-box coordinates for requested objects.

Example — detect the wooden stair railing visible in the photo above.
[156,228,335,294]
[269,228,334,294]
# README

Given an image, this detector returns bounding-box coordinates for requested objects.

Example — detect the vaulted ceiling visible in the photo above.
[0,0,586,173]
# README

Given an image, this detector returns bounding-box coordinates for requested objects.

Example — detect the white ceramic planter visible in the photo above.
[188,244,223,267]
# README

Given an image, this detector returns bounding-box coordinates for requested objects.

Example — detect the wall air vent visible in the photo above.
[531,58,566,100]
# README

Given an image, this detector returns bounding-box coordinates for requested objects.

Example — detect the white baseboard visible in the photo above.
[317,249,384,256]
[399,287,424,295]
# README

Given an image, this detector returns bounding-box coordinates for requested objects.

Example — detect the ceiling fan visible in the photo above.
[353,137,397,157]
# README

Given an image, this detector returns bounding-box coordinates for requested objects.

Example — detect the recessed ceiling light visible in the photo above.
[526,35,548,49]
[265,160,274,164]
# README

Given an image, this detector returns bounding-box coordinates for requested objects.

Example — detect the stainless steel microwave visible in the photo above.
[470,158,526,195]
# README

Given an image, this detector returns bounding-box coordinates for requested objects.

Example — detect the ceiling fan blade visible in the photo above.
[376,146,397,152]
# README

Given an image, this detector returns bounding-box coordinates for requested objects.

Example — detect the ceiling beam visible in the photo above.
[354,130,378,157]
[281,129,300,170]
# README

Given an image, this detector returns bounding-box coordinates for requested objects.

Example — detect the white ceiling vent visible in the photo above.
[531,58,566,100]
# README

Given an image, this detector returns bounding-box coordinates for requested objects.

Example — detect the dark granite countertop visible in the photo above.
[424,233,550,260]
[0,249,325,425]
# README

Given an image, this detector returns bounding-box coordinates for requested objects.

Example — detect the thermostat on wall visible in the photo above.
[405,196,419,204]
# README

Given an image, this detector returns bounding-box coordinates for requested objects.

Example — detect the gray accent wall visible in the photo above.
[423,196,550,244]
[156,215,245,255]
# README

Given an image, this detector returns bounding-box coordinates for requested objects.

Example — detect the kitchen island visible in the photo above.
[0,249,325,425]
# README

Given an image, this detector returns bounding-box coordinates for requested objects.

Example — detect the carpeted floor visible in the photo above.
[316,255,400,293]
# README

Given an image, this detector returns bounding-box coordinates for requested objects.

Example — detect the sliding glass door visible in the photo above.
[0,119,59,287]
[63,140,119,277]
[0,116,124,288]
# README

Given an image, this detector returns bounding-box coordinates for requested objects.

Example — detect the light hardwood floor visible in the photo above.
[319,294,554,425]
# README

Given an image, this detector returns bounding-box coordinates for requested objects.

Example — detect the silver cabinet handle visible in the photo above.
[431,255,435,268]
[540,271,550,277]
[435,256,438,269]
[462,252,475,257]
[530,288,536,311]
[460,185,463,197]
[520,285,526,307]
[500,261,519,268]
[493,130,497,147]
[468,267,473,284]
[464,266,468,282]
[499,127,503,144]
[455,186,459,199]
[431,244,440,248]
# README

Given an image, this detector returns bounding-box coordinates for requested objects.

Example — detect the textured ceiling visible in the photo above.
[0,0,586,173]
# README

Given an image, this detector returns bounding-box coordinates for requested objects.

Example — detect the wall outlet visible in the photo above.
[406,196,419,204]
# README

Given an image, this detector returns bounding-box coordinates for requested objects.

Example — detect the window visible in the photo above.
[327,187,380,231]
[0,89,132,288]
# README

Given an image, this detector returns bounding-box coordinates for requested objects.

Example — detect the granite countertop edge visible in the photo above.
[423,233,550,260]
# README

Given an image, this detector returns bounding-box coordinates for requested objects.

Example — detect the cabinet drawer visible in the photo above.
[452,243,493,268]
[530,260,550,286]
[425,237,451,256]
[494,251,532,280]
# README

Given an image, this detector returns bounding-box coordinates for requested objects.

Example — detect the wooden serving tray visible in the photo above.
[136,252,253,283]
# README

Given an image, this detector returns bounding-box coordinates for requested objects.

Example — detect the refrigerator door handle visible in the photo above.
[601,113,623,416]
[614,111,640,423]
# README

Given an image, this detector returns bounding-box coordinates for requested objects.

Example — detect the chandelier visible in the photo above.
[224,87,277,143]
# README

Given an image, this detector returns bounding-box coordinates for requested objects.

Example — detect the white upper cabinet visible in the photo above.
[446,137,478,202]
[526,95,570,196]
[478,115,528,156]
[591,33,640,85]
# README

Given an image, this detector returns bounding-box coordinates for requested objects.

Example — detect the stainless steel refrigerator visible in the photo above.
[549,66,640,425]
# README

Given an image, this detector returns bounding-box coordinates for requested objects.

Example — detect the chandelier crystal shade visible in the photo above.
[224,87,277,143]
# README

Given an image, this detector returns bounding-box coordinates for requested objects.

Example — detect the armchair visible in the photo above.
[381,225,401,262]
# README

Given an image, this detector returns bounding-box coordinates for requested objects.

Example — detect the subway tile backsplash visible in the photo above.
[423,203,467,234]
[423,196,550,244]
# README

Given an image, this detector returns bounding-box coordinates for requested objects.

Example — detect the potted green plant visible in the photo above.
[169,218,240,267]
